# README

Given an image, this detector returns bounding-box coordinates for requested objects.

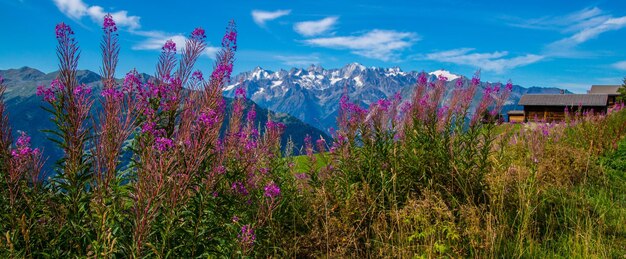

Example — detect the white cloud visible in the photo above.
[294,16,338,37]
[52,0,88,20]
[53,0,220,58]
[303,29,418,61]
[423,48,544,73]
[505,7,626,57]
[275,54,321,66]
[132,31,220,59]
[613,61,626,71]
[53,0,140,30]
[251,9,291,27]
[204,47,220,59]
[504,7,608,32]
[132,31,187,51]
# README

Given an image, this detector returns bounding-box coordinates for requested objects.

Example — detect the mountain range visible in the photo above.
[223,63,570,132]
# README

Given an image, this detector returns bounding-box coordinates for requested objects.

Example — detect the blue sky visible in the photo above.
[1,0,625,92]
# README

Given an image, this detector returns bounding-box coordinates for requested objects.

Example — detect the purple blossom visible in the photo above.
[154,137,174,151]
[316,138,327,152]
[73,84,92,97]
[141,121,157,135]
[222,22,238,50]
[197,110,219,127]
[244,138,257,150]
[418,72,428,85]
[238,224,255,247]
[0,76,4,84]
[264,182,281,198]
[266,121,285,132]
[231,181,249,196]
[471,71,481,86]
[190,27,206,41]
[101,88,123,101]
[192,70,204,81]
[493,83,501,93]
[102,13,117,33]
[235,87,246,99]
[455,78,464,88]
[437,105,449,118]
[211,63,234,83]
[246,107,256,122]
[393,92,402,102]
[376,98,392,111]
[483,84,493,96]
[11,132,39,159]
[36,79,64,102]
[55,22,73,40]
[36,85,55,102]
[162,40,176,53]
[295,173,309,180]
[123,70,141,92]
[505,80,513,91]
[438,75,448,82]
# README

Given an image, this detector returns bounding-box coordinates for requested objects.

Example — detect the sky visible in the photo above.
[1,0,625,93]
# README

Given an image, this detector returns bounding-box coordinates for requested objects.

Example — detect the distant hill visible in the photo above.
[0,67,330,175]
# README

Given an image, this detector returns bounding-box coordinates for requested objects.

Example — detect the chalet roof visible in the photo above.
[589,85,620,95]
[507,110,524,115]
[518,94,608,107]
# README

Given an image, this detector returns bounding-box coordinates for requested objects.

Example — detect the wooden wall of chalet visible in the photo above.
[523,105,607,122]
[508,114,525,123]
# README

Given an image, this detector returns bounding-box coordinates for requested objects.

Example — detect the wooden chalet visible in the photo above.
[589,85,621,108]
[517,94,609,122]
[507,110,525,123]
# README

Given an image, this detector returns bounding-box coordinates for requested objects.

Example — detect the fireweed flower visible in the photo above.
[154,137,174,151]
[231,181,249,196]
[316,138,327,152]
[123,70,142,92]
[235,87,246,99]
[103,13,117,33]
[418,72,428,85]
[471,71,481,86]
[197,109,219,127]
[55,22,74,39]
[162,40,176,53]
[238,224,255,247]
[376,99,392,111]
[192,70,204,81]
[246,106,256,122]
[101,87,123,101]
[11,132,40,159]
[36,79,64,102]
[455,77,464,88]
[222,22,238,50]
[36,85,55,102]
[191,27,206,41]
[263,182,281,198]
[505,80,513,91]
[73,83,92,97]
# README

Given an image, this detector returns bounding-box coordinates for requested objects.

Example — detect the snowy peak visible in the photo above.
[429,70,460,81]
[250,66,271,80]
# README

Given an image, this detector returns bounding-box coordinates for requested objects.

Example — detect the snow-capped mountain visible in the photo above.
[223,63,569,132]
